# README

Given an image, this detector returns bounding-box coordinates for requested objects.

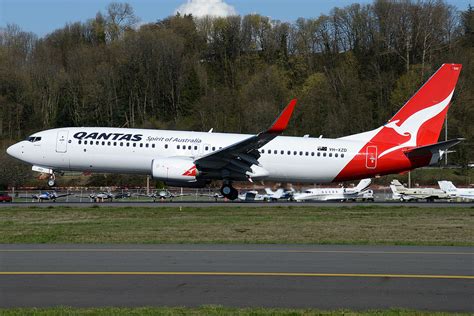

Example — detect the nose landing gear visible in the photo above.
[220,182,238,200]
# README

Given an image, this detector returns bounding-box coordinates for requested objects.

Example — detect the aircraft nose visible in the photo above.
[6,144,19,159]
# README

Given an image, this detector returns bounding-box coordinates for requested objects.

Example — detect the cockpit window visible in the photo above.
[27,136,42,142]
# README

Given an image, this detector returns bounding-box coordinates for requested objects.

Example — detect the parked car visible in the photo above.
[0,192,12,202]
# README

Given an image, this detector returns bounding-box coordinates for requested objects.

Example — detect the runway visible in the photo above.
[1,244,473,311]
[1,201,473,208]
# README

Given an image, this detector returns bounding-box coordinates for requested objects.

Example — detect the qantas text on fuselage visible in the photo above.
[6,64,463,200]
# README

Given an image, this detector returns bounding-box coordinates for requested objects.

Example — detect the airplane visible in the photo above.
[6,64,463,200]
[238,190,266,201]
[139,190,178,202]
[390,179,450,202]
[89,192,114,202]
[32,191,70,202]
[264,187,294,201]
[438,180,474,200]
[293,178,373,202]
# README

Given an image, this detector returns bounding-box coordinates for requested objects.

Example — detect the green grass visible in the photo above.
[0,206,472,245]
[0,306,469,316]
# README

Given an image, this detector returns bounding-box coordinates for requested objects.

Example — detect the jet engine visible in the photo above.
[152,157,199,182]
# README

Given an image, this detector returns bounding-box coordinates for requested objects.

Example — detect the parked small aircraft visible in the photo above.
[238,190,266,201]
[264,188,294,201]
[139,190,195,202]
[438,181,474,200]
[89,192,114,202]
[293,178,373,201]
[390,180,449,202]
[32,191,70,202]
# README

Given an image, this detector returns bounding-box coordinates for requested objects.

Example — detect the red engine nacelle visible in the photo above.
[151,157,198,182]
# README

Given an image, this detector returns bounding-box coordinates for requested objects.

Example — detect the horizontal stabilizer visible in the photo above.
[404,138,464,159]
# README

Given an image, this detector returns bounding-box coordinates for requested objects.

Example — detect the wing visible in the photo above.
[194,99,297,181]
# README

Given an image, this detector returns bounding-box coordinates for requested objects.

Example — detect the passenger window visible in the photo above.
[177,145,180,149]
[212,147,216,151]
[299,151,303,156]
[329,153,332,157]
[79,140,82,145]
[305,152,309,156]
[323,153,326,157]
[205,146,209,151]
[113,142,117,146]
[140,143,143,148]
[145,143,149,148]
[274,150,277,154]
[108,141,111,146]
[341,154,344,158]
[120,142,123,146]
[188,146,191,150]
[194,146,197,150]
[311,152,314,156]
[84,141,88,145]
[164,144,168,149]
[287,151,291,155]
[335,153,338,157]
[96,141,99,145]
[267,150,271,154]
[293,151,297,155]
[281,150,284,155]
[317,152,321,157]
[133,143,136,147]
[127,143,130,147]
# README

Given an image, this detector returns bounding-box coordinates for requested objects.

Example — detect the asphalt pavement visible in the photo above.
[0,244,472,311]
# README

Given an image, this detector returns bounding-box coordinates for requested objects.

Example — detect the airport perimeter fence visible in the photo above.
[2,188,223,203]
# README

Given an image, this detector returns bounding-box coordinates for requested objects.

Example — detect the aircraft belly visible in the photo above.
[69,152,151,174]
[262,157,350,183]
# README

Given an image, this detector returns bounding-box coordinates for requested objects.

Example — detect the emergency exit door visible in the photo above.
[56,130,68,153]
[366,146,377,169]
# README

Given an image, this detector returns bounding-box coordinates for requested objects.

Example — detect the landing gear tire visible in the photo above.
[47,176,56,187]
[221,184,238,201]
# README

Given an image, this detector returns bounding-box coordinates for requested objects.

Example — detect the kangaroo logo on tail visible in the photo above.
[378,90,454,158]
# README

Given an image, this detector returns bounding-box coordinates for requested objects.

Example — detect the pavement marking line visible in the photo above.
[0,249,472,255]
[0,272,473,279]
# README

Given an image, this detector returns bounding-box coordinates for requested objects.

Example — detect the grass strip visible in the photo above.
[0,306,470,316]
[0,206,472,245]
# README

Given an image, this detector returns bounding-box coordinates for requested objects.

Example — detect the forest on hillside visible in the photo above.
[0,0,473,187]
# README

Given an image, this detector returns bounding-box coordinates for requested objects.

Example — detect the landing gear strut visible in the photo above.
[220,182,238,200]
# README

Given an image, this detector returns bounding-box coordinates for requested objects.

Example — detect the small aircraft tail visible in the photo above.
[390,180,406,193]
[264,188,275,195]
[438,180,457,193]
[354,178,371,192]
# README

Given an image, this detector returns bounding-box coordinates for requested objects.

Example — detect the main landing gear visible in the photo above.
[47,173,56,187]
[220,182,238,200]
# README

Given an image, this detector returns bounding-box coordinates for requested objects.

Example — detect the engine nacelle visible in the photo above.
[152,157,198,182]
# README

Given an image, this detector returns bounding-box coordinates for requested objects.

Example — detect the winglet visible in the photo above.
[267,99,297,133]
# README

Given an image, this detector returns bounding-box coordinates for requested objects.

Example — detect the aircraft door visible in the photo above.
[365,146,377,169]
[56,130,68,153]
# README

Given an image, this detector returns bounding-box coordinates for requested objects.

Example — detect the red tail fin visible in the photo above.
[387,64,462,147]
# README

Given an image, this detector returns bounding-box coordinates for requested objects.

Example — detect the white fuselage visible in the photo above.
[293,187,371,201]
[7,127,368,183]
